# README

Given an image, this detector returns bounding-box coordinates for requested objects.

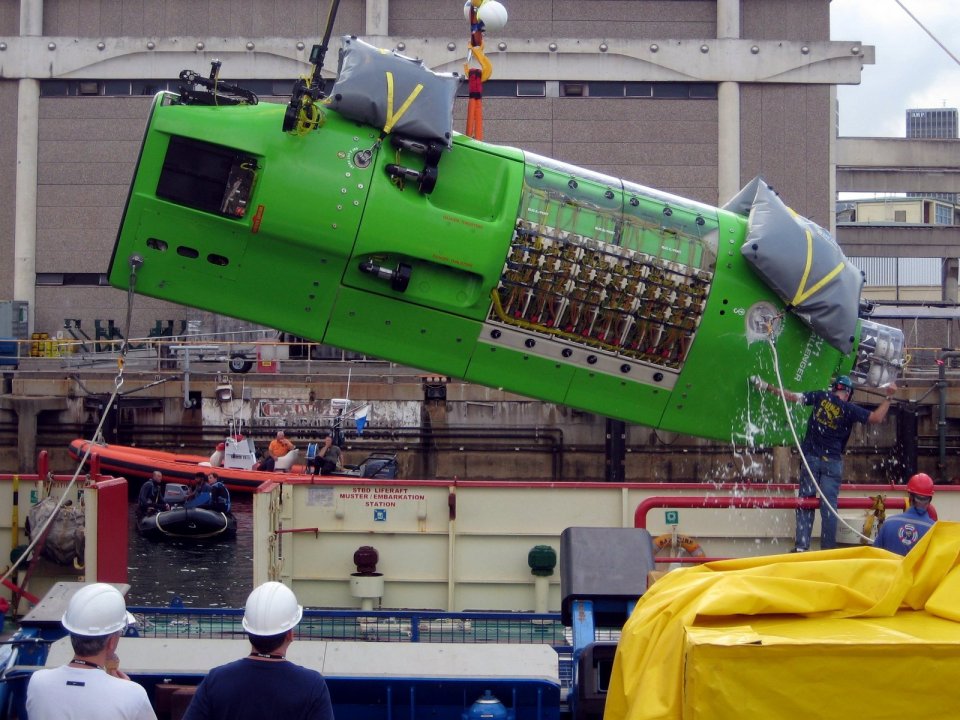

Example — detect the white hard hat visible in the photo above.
[241,582,303,636]
[61,584,135,636]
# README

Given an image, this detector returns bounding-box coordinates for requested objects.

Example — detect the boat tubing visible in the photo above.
[137,507,237,541]
[68,439,398,494]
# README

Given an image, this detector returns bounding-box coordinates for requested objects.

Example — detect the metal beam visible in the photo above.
[0,36,872,84]
[837,168,960,194]
[836,137,960,193]
[836,224,960,258]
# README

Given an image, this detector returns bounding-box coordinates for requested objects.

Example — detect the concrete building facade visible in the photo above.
[905,107,958,203]
[906,107,958,140]
[0,0,872,341]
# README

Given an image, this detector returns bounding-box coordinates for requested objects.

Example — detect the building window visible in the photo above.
[456,80,546,97]
[557,81,717,99]
[36,273,109,286]
[588,81,625,97]
[935,203,953,225]
[50,77,717,102]
[893,210,907,222]
[625,83,653,97]
[516,81,546,97]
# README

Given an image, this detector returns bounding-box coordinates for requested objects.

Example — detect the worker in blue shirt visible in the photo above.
[753,374,897,551]
[185,472,231,513]
[874,473,936,556]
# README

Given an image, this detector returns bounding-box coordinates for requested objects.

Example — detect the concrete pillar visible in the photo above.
[20,0,44,35]
[365,0,389,36]
[17,0,44,331]
[717,83,741,205]
[716,0,740,39]
[715,0,741,205]
[0,396,69,473]
[942,257,959,303]
[14,79,40,334]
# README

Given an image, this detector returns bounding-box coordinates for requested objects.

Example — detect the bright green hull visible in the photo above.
[109,93,896,444]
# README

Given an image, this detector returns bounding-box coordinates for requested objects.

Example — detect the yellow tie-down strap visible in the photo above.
[790,226,845,307]
[382,71,424,135]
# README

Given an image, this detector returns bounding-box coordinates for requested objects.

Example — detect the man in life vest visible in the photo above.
[186,473,231,513]
[874,473,937,556]
[207,473,231,513]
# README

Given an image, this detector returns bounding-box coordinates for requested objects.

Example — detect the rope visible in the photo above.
[765,338,873,544]
[294,95,326,136]
[0,383,123,590]
[0,255,143,594]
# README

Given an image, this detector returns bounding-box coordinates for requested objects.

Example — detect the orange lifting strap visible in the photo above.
[464,2,492,140]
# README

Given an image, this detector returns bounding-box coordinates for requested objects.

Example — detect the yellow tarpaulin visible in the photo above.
[604,521,960,720]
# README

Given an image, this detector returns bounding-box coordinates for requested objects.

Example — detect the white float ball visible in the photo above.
[478,1,508,31]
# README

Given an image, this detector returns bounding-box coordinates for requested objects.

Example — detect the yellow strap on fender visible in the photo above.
[383,72,424,135]
[790,227,845,306]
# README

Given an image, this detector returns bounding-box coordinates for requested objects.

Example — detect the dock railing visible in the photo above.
[131,606,575,694]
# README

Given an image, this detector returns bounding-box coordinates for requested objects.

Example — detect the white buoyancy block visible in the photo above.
[27,497,85,565]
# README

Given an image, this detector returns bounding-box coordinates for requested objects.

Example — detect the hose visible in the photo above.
[766,338,873,544]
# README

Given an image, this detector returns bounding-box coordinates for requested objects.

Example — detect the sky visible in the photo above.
[830,0,960,137]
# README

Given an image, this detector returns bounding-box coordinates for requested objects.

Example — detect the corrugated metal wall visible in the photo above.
[851,257,942,286]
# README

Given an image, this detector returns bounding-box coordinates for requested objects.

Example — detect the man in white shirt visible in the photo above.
[26,583,156,720]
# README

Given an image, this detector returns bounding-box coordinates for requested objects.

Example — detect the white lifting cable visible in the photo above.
[765,337,872,545]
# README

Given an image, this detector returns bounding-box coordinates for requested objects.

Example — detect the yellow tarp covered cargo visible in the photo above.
[605,521,960,720]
